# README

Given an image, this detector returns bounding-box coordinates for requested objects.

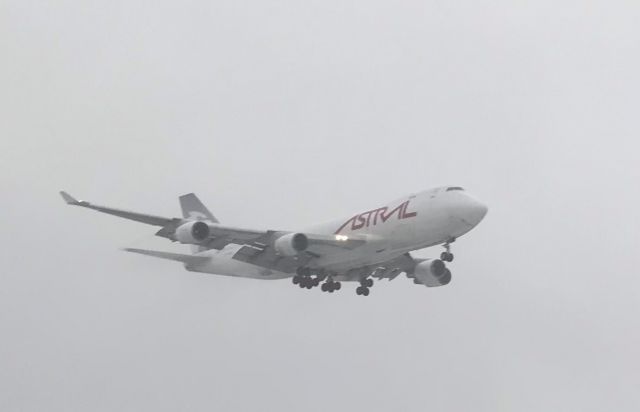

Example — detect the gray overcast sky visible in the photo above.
[1,0,639,411]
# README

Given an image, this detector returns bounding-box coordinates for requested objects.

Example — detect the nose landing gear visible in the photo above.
[440,239,455,262]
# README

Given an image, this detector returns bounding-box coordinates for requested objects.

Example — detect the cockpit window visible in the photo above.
[446,187,464,191]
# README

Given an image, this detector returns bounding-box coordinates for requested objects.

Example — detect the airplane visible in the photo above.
[60,187,487,296]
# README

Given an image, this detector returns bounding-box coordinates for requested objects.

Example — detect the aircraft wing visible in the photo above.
[59,191,292,248]
[60,191,367,273]
[60,191,180,227]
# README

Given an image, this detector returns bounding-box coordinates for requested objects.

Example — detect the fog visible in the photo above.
[1,0,639,410]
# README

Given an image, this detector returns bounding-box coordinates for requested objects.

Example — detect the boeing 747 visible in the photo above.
[60,187,487,296]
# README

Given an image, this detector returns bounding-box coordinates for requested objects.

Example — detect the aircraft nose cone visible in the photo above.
[467,198,488,226]
[459,196,488,228]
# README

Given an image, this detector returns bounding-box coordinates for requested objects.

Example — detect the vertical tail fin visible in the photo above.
[179,193,218,253]
[179,193,219,223]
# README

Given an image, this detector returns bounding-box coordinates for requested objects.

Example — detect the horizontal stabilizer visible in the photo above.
[122,248,210,264]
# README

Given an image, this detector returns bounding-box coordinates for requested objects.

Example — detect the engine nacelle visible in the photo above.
[175,221,211,244]
[274,233,308,256]
[412,259,451,287]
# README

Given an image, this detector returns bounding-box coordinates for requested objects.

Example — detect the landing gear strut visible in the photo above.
[440,239,455,262]
[356,277,373,296]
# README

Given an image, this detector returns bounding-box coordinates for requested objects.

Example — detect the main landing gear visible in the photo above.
[321,277,342,293]
[292,275,320,289]
[440,239,455,262]
[293,267,373,296]
[356,277,374,296]
[293,269,343,292]
[292,267,324,289]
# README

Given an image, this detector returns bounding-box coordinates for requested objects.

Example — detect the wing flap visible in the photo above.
[305,234,366,255]
[230,232,368,273]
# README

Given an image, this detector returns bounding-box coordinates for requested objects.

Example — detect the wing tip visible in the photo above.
[60,191,89,206]
[59,191,78,205]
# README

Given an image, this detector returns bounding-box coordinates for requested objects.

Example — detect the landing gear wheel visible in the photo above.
[321,280,339,293]
[440,252,454,262]
[299,277,314,289]
[441,239,455,262]
[356,286,370,296]
[363,278,374,288]
[320,275,342,294]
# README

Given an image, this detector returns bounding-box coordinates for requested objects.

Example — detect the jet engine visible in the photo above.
[175,221,211,244]
[412,259,451,287]
[274,233,308,256]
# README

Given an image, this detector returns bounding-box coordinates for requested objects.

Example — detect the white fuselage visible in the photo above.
[186,187,487,281]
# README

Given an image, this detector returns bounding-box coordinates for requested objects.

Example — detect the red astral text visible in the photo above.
[334,200,418,234]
